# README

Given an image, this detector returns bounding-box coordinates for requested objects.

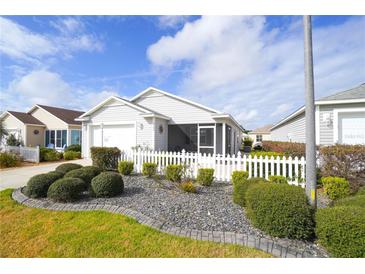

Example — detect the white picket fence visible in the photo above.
[120,149,306,186]
[3,145,40,163]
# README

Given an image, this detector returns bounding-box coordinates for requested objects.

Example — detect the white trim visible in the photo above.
[211,113,244,132]
[131,87,222,114]
[222,122,226,156]
[333,107,365,144]
[316,98,365,105]
[140,113,170,120]
[315,105,320,145]
[88,121,137,126]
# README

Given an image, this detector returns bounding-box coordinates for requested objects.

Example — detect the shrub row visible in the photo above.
[261,141,306,158]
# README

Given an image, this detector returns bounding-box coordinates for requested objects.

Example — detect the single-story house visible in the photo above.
[0,105,84,149]
[77,87,244,158]
[271,83,365,145]
[248,124,272,145]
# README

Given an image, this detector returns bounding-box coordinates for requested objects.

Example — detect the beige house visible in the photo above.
[248,124,272,145]
[1,105,84,149]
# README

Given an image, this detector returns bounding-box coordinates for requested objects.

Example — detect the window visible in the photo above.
[71,130,81,145]
[256,135,263,142]
[50,131,55,146]
[45,130,50,146]
[45,130,67,148]
[199,128,214,146]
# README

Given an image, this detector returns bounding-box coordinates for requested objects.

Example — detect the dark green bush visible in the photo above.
[246,183,314,240]
[25,171,64,198]
[65,144,81,152]
[64,168,96,187]
[232,176,266,207]
[0,152,20,168]
[335,195,365,208]
[269,175,288,184]
[64,151,81,160]
[91,172,124,197]
[81,166,102,177]
[322,176,350,200]
[90,146,121,170]
[118,161,134,175]
[142,162,157,177]
[316,206,365,257]
[47,177,86,202]
[180,181,197,193]
[40,147,54,162]
[197,168,214,186]
[165,164,183,182]
[43,149,62,161]
[55,163,83,175]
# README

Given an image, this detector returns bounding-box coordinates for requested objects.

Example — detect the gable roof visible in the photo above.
[317,83,365,101]
[29,105,85,125]
[249,124,273,134]
[2,111,45,126]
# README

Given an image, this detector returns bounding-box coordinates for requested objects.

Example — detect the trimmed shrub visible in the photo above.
[231,171,249,183]
[47,177,86,202]
[165,164,183,182]
[142,162,157,177]
[90,146,121,171]
[356,186,365,196]
[335,195,365,208]
[55,163,83,175]
[269,175,288,184]
[232,176,266,207]
[261,141,306,158]
[322,176,350,200]
[118,161,134,175]
[316,206,365,257]
[64,151,81,160]
[246,183,314,240]
[25,171,64,198]
[43,149,62,161]
[180,181,197,193]
[0,152,20,168]
[91,172,124,197]
[40,147,54,162]
[65,144,81,152]
[81,166,102,177]
[64,168,96,187]
[197,168,214,186]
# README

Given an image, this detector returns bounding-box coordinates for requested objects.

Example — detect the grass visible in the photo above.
[0,189,270,258]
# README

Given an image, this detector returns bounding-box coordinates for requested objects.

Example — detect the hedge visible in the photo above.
[232,176,265,207]
[197,168,214,186]
[261,141,306,158]
[322,176,350,200]
[91,172,124,197]
[269,175,288,184]
[25,171,64,198]
[142,162,157,177]
[246,183,314,240]
[118,161,134,175]
[47,177,86,202]
[165,164,183,182]
[316,206,365,257]
[335,195,365,208]
[90,146,121,171]
[55,163,83,175]
[64,151,81,160]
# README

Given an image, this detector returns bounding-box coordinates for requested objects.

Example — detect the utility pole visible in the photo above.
[303,15,317,208]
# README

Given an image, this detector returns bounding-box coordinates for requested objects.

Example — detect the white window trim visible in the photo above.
[333,107,365,144]
[45,129,68,149]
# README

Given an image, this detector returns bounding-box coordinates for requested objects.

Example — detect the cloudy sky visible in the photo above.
[1,16,364,129]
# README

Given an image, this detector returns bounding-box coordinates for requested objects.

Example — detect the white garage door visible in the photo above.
[91,124,136,151]
[338,112,365,145]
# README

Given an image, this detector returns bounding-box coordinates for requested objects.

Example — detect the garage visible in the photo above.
[90,123,136,151]
[338,112,365,144]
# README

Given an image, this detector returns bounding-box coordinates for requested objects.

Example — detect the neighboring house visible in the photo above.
[77,87,244,158]
[271,83,365,145]
[248,124,272,145]
[0,105,84,149]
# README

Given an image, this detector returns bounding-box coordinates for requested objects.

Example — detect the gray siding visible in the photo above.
[271,112,306,143]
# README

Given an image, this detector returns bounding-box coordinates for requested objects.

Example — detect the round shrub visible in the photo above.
[64,151,81,160]
[118,161,134,175]
[316,206,365,257]
[25,171,64,198]
[269,175,288,184]
[47,177,86,202]
[180,181,197,193]
[64,169,92,187]
[231,171,249,183]
[232,177,267,207]
[91,172,124,197]
[55,163,82,175]
[245,183,314,240]
[81,166,102,177]
[197,168,214,186]
[165,164,183,182]
[322,176,350,200]
[335,195,365,208]
[142,162,157,177]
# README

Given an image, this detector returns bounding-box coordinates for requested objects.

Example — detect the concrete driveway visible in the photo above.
[0,158,92,191]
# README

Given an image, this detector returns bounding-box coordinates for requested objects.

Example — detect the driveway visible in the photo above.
[0,158,92,191]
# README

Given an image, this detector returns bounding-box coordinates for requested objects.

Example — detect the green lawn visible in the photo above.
[0,189,270,258]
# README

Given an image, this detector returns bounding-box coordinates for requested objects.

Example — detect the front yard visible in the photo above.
[0,189,270,258]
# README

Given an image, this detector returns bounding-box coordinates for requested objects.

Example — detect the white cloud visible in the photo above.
[157,16,191,29]
[50,17,84,34]
[147,16,365,129]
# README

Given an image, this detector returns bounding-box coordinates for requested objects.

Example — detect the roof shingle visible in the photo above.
[318,83,365,101]
[35,105,85,125]
[8,111,45,125]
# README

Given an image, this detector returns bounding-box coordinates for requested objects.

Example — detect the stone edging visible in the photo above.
[12,188,320,258]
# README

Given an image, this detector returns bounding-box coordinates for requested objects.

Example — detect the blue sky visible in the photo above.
[1,15,364,129]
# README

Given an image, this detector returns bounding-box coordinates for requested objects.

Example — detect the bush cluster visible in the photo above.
[180,181,197,193]
[65,144,81,152]
[142,162,157,177]
[322,176,350,200]
[246,183,314,240]
[64,151,81,160]
[0,152,20,168]
[232,175,265,207]
[47,177,86,202]
[261,141,306,158]
[25,171,64,198]
[64,167,99,187]
[269,175,288,184]
[197,168,214,186]
[55,163,82,175]
[118,161,134,175]
[91,172,124,197]
[165,164,183,182]
[316,206,365,257]
[90,146,121,171]
[42,148,62,161]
